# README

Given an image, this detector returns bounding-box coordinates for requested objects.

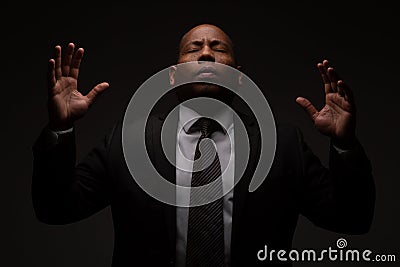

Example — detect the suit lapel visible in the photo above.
[149,109,178,259]
[231,105,261,255]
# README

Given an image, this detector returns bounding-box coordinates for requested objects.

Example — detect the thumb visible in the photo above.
[296,96,318,121]
[86,82,110,105]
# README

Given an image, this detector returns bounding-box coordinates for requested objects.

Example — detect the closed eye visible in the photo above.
[183,44,201,53]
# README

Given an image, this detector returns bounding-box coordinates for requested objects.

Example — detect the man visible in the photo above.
[32,24,375,266]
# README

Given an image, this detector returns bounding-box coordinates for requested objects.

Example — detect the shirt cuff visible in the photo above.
[52,127,74,135]
[332,144,351,154]
[38,126,74,149]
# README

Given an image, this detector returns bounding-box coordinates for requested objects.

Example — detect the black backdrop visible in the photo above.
[3,2,399,266]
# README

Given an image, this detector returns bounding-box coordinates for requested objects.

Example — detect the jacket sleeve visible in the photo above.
[297,128,376,234]
[31,125,114,225]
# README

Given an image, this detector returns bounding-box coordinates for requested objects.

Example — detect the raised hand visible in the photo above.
[296,59,357,149]
[47,43,109,131]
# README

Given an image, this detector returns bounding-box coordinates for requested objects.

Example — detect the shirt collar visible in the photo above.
[178,103,233,134]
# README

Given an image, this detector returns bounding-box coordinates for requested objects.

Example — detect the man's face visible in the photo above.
[177,24,236,66]
[172,24,239,103]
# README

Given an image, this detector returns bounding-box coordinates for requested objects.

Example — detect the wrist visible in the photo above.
[332,135,358,150]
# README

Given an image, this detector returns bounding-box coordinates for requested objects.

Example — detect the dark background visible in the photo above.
[3,2,398,266]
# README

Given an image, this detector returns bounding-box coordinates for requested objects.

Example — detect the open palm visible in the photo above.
[47,43,109,131]
[296,60,356,148]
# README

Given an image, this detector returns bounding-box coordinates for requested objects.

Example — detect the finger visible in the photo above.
[296,96,319,121]
[337,80,345,97]
[318,62,332,94]
[86,82,110,105]
[69,47,84,79]
[62,43,75,77]
[327,67,340,93]
[322,60,336,92]
[47,59,56,91]
[323,60,343,93]
[53,45,62,80]
[337,80,355,105]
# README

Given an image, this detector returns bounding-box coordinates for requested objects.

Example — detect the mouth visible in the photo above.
[196,65,217,78]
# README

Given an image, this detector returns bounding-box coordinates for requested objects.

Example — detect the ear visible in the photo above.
[169,65,177,85]
[236,65,243,86]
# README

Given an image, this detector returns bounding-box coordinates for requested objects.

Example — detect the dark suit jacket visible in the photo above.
[31,99,375,267]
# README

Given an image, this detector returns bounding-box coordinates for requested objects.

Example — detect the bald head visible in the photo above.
[177,24,237,66]
[179,24,234,50]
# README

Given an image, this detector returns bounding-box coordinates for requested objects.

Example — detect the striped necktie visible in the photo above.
[186,117,225,267]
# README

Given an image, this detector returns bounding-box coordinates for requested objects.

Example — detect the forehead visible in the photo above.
[180,25,233,47]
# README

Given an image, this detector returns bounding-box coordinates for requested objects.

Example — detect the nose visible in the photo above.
[198,45,215,62]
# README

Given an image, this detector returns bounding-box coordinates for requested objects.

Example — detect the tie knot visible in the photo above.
[188,117,223,137]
